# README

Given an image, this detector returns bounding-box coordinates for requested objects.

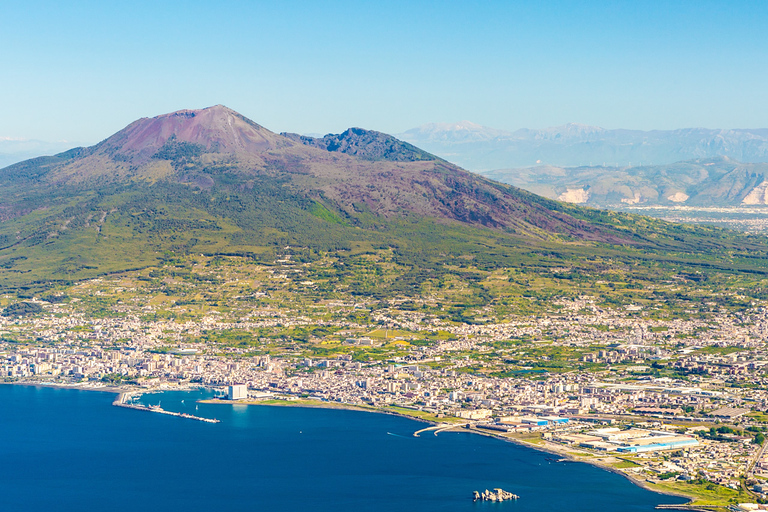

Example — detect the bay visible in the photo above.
[0,385,688,511]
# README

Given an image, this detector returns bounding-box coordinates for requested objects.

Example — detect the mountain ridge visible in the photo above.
[281,127,439,162]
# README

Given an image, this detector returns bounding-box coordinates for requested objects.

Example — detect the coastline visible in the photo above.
[3,382,711,509]
[201,397,707,509]
[447,425,703,509]
[2,379,205,396]
[1,379,131,394]
[200,397,442,425]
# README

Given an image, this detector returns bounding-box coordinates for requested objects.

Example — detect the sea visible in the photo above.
[0,384,688,511]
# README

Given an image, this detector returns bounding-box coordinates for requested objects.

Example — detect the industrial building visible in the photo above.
[519,416,549,426]
[540,415,569,425]
[616,437,699,453]
[565,428,702,454]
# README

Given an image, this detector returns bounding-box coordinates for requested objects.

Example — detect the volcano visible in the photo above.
[0,105,766,289]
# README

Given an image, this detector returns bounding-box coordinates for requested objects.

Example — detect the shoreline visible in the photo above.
[2,379,205,395]
[203,396,707,509]
[447,425,703,510]
[200,397,440,425]
[4,382,710,509]
[1,379,132,394]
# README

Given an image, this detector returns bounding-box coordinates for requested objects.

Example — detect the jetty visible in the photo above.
[413,422,467,437]
[113,392,220,423]
[473,488,519,502]
[413,424,443,437]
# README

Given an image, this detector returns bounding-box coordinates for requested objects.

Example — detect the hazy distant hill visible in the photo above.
[482,157,768,208]
[398,122,768,170]
[399,121,512,143]
[2,105,768,292]
[0,138,81,169]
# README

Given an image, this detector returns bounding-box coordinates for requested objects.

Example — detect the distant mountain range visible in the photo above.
[398,122,768,170]
[482,157,768,208]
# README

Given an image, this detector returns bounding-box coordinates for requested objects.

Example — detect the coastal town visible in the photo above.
[4,271,768,511]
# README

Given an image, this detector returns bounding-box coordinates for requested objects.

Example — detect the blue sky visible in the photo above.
[2,0,767,143]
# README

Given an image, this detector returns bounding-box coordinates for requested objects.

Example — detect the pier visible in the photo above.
[413,423,467,437]
[413,424,443,437]
[113,392,220,423]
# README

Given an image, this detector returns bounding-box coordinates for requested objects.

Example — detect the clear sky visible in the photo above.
[2,0,767,144]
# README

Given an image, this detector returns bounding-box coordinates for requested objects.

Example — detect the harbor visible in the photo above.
[113,392,220,423]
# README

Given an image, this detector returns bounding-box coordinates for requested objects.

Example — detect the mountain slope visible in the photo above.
[1,106,768,292]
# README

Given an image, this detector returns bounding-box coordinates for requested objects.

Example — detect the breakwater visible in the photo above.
[113,392,219,423]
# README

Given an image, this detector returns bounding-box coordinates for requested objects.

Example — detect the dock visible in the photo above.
[113,392,220,423]
[413,423,467,437]
[413,424,443,437]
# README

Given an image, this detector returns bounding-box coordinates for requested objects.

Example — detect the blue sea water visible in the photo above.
[0,385,688,511]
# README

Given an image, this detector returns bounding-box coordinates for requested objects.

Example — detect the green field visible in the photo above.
[650,480,751,510]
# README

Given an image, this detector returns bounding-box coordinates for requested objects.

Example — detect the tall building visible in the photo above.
[228,384,248,400]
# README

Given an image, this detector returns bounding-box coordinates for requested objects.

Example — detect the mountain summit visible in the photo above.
[94,105,291,164]
[0,106,766,290]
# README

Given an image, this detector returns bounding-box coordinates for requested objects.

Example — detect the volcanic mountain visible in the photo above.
[0,105,767,290]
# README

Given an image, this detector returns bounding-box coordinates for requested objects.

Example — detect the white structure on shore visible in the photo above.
[228,384,248,400]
